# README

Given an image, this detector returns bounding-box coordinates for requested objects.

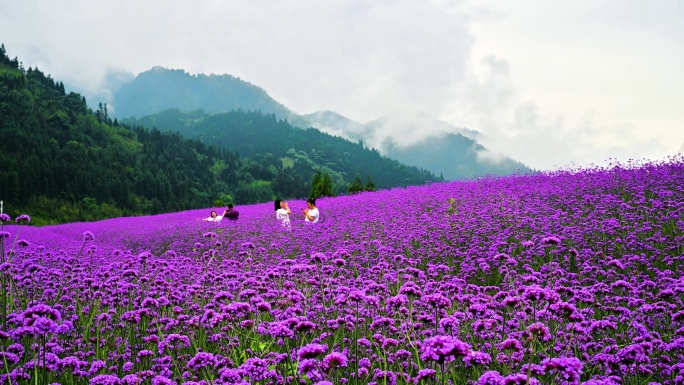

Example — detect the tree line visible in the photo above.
[1,44,430,224]
[124,109,440,195]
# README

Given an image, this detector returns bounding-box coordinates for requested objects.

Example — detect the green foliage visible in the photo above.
[364,176,375,192]
[0,46,298,224]
[124,109,439,192]
[348,175,375,194]
[213,193,234,207]
[0,45,439,224]
[310,169,335,199]
[348,175,364,194]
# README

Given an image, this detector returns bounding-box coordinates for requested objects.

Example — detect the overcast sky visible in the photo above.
[1,0,682,170]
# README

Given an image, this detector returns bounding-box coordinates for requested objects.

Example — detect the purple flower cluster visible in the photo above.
[0,157,683,384]
[420,335,471,363]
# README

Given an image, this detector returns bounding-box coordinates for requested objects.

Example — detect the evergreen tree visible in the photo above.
[322,171,334,197]
[364,177,376,192]
[348,174,363,194]
[310,169,334,199]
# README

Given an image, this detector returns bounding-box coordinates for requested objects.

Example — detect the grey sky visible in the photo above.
[1,0,682,170]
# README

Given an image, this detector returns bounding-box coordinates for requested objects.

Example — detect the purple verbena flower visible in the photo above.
[298,343,328,360]
[420,335,470,363]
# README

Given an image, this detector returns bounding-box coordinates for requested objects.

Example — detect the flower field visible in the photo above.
[1,157,684,385]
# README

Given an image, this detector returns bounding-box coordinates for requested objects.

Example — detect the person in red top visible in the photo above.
[222,204,239,220]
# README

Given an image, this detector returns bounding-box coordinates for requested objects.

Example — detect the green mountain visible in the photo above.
[0,45,322,225]
[109,68,529,179]
[0,46,228,223]
[383,133,529,179]
[306,111,530,180]
[123,108,440,192]
[112,67,309,127]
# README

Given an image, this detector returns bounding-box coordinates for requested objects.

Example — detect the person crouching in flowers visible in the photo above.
[274,199,291,228]
[201,211,222,222]
[302,197,320,223]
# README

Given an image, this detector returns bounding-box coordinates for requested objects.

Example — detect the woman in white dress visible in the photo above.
[202,211,222,222]
[274,199,291,228]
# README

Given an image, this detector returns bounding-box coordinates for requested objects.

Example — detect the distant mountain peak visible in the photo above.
[111,66,295,120]
[107,67,528,180]
[306,109,479,150]
[304,109,528,179]
[303,111,370,143]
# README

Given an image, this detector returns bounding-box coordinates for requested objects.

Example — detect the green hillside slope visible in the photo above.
[0,46,299,224]
[124,109,440,192]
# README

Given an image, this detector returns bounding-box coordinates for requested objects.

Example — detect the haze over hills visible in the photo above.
[106,67,530,179]
[305,111,527,180]
[304,110,480,144]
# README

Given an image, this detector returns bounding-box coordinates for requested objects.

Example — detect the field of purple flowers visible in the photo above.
[1,157,684,385]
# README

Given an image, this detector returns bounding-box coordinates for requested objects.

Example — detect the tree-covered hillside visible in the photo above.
[0,45,437,224]
[108,66,529,180]
[124,109,440,191]
[0,46,242,224]
[384,133,530,180]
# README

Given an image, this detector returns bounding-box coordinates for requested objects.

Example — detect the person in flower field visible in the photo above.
[274,199,291,228]
[202,211,222,222]
[302,198,320,223]
[222,204,239,220]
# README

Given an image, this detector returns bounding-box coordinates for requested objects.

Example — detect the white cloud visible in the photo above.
[0,0,682,170]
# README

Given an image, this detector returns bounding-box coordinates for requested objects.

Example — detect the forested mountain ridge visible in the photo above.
[123,108,440,191]
[0,46,248,224]
[108,66,529,180]
[0,45,438,224]
[112,67,308,127]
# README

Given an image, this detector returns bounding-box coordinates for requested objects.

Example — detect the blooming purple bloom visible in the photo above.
[298,358,320,377]
[151,377,176,385]
[187,352,217,370]
[239,357,270,382]
[465,351,492,366]
[542,236,561,245]
[528,322,552,342]
[298,343,328,360]
[321,352,348,371]
[476,371,504,385]
[90,374,121,385]
[541,357,583,384]
[420,335,470,363]
[503,373,541,385]
[424,293,452,309]
[15,214,30,223]
[415,368,437,382]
